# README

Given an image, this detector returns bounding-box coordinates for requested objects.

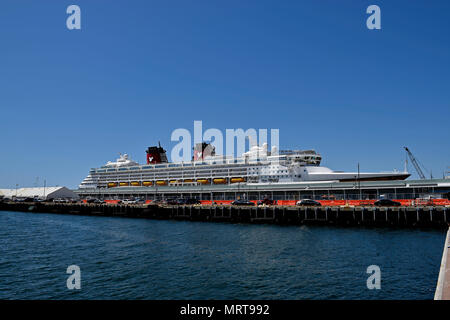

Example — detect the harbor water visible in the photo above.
[0,210,445,299]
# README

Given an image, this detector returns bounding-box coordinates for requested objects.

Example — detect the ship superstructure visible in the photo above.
[79,143,410,189]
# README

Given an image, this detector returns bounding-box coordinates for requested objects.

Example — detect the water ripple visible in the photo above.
[0,210,445,299]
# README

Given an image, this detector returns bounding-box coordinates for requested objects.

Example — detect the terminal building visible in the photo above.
[0,187,79,201]
[75,178,450,202]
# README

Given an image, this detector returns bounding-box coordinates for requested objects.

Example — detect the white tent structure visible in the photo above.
[0,187,79,200]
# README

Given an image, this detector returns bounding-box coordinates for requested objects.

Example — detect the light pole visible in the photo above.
[237,182,240,199]
[358,163,361,200]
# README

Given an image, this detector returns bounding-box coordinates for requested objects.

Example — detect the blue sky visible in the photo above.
[0,0,449,188]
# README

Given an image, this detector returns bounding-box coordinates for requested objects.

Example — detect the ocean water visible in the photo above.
[0,210,445,300]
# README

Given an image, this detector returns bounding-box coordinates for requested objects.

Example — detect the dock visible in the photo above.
[435,227,450,299]
[0,201,449,229]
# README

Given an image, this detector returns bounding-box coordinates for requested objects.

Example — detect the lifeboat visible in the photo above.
[183,179,194,183]
[107,182,117,188]
[197,179,210,184]
[156,180,167,186]
[119,182,129,187]
[142,181,153,187]
[230,177,245,183]
[169,180,178,184]
[213,178,227,184]
[130,181,141,187]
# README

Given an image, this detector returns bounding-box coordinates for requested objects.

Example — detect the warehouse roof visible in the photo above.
[0,187,78,199]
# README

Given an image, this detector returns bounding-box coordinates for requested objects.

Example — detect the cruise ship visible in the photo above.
[79,143,410,190]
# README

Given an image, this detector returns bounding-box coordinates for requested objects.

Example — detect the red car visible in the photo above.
[258,198,276,205]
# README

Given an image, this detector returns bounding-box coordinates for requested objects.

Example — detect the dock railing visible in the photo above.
[435,226,450,300]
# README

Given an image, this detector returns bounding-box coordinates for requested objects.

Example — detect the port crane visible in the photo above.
[404,147,428,180]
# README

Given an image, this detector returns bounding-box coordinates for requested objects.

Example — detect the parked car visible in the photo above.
[122,199,137,205]
[86,198,104,204]
[53,198,69,203]
[151,199,167,205]
[374,199,401,207]
[231,199,255,206]
[296,199,322,206]
[104,199,122,205]
[166,198,179,205]
[258,198,276,206]
[14,197,35,202]
[134,198,146,204]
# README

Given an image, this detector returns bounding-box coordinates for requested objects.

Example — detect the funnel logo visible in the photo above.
[195,151,203,160]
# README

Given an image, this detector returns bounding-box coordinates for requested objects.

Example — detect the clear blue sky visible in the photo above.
[0,0,449,189]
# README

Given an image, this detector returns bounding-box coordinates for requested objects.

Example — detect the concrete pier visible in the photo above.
[435,227,450,300]
[0,201,449,229]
